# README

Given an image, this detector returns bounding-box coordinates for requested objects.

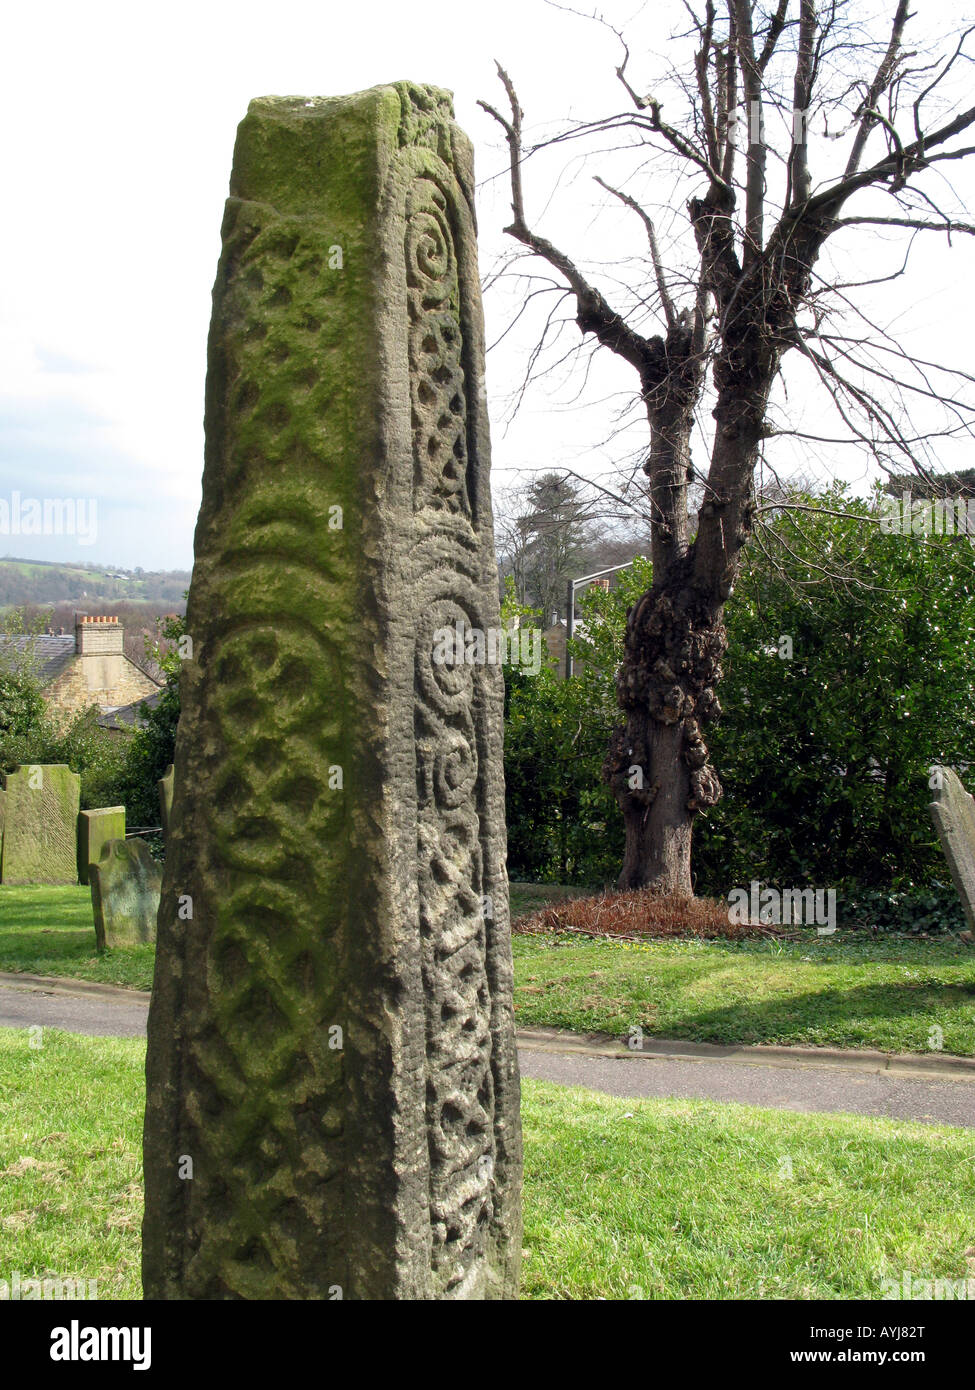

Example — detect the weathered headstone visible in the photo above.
[0,765,80,885]
[929,766,975,935]
[90,838,161,950]
[78,806,126,886]
[142,84,522,1301]
[158,764,174,839]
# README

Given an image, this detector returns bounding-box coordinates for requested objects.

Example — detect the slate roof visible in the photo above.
[0,634,76,683]
[1,635,162,730]
[96,691,163,731]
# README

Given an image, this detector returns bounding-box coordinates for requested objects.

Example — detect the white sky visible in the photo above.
[2,0,973,569]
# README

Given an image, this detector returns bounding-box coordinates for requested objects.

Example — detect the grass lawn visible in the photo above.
[0,1027,143,1300]
[0,887,154,990]
[1,1026,973,1299]
[3,884,974,1056]
[514,929,975,1056]
[509,882,594,922]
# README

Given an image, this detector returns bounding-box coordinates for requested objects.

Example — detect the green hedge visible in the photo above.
[504,488,975,900]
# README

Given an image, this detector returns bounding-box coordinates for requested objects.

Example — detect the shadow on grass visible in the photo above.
[0,886,92,928]
[657,977,975,1052]
[0,886,154,989]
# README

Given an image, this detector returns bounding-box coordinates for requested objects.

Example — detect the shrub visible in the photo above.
[503,488,975,900]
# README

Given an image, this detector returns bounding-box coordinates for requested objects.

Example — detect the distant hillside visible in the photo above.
[0,558,190,608]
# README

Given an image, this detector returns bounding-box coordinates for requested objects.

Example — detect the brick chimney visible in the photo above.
[75,614,124,656]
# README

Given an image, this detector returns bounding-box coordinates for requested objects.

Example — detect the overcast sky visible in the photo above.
[2,0,973,570]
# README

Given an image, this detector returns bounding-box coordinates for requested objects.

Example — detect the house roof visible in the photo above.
[96,691,162,731]
[0,634,76,683]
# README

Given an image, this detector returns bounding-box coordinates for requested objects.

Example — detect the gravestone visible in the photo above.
[78,806,126,886]
[158,764,174,839]
[142,84,522,1301]
[929,766,975,935]
[0,765,80,885]
[90,838,162,950]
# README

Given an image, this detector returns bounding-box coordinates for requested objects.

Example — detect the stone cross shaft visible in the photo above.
[142,83,522,1301]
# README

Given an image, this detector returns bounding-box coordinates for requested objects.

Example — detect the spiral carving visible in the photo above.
[407,168,496,1296]
[407,176,471,518]
[144,87,518,1302]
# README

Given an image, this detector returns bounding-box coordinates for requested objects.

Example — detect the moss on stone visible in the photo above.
[78,806,126,886]
[90,838,161,950]
[1,764,80,886]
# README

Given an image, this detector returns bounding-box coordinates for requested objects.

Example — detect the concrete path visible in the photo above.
[519,1027,975,1129]
[0,972,150,1038]
[3,972,974,1128]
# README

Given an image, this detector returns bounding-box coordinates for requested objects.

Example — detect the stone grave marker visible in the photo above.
[90,838,162,950]
[78,806,126,886]
[142,83,522,1301]
[0,764,80,885]
[929,766,975,937]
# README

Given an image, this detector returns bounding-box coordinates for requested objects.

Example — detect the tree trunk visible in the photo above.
[604,557,727,894]
[604,287,775,893]
[614,719,694,893]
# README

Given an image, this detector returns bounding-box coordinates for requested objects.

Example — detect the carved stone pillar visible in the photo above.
[142,84,522,1301]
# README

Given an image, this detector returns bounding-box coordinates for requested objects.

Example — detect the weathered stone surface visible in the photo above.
[78,806,126,886]
[142,84,522,1301]
[158,765,174,839]
[929,767,975,933]
[1,764,80,885]
[90,838,161,949]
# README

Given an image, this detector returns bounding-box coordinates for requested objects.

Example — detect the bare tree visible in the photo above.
[482,0,975,894]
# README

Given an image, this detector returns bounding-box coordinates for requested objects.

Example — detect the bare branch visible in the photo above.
[685,0,721,171]
[844,0,912,177]
[801,100,975,225]
[716,36,738,185]
[478,64,658,379]
[613,29,728,185]
[788,0,817,207]
[832,216,975,239]
[757,0,791,73]
[731,0,766,260]
[913,23,975,142]
[593,175,678,330]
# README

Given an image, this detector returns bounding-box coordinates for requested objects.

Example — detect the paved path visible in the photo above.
[0,973,150,1038]
[3,973,974,1128]
[519,1028,975,1129]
